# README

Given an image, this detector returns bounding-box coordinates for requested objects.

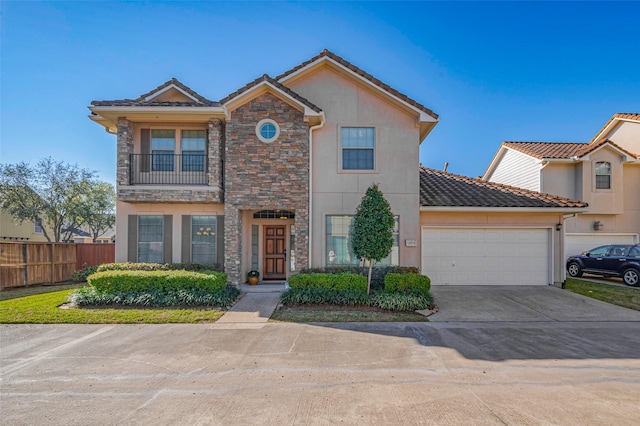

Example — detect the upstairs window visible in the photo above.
[181,130,206,172]
[151,129,176,171]
[595,161,611,189]
[342,127,374,170]
[34,218,44,234]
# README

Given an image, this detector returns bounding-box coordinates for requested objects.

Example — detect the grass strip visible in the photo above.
[0,289,225,324]
[565,278,640,311]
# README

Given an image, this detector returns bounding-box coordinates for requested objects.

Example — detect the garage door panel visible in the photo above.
[422,227,550,286]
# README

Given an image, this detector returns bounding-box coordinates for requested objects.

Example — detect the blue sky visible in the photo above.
[2,1,639,184]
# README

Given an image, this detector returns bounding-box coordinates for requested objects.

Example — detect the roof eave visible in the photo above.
[88,105,226,132]
[420,206,590,213]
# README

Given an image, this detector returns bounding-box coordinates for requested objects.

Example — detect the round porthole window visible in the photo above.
[256,119,280,143]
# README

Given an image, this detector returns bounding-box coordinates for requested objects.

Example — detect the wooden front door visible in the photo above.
[264,225,286,280]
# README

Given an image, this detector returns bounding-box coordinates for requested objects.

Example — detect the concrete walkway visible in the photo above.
[213,283,285,328]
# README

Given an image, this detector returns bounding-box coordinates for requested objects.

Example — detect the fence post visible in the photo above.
[50,243,55,284]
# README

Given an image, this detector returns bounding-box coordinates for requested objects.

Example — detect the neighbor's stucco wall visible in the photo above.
[115,201,224,263]
[605,121,640,155]
[287,66,422,268]
[541,163,577,199]
[0,212,48,242]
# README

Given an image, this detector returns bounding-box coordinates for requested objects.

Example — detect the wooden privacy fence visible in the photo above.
[0,242,115,290]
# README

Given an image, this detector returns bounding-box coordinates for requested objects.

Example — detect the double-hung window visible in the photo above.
[342,127,374,170]
[151,130,176,171]
[595,161,611,189]
[325,215,399,266]
[138,216,164,263]
[181,130,206,172]
[191,216,217,263]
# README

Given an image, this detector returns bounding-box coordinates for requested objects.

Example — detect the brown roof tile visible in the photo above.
[91,78,219,107]
[577,138,639,158]
[276,49,438,120]
[420,167,587,208]
[219,74,322,113]
[502,142,586,159]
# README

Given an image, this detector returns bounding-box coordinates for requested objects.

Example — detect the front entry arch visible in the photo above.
[264,225,286,280]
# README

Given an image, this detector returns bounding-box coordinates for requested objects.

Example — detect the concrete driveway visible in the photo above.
[429,285,640,322]
[2,285,640,424]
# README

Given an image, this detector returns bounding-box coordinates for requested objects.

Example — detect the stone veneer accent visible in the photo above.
[224,93,310,285]
[116,118,223,204]
[116,118,134,186]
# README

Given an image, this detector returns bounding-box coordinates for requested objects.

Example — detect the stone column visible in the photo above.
[116,118,134,186]
[207,119,222,192]
[223,204,242,285]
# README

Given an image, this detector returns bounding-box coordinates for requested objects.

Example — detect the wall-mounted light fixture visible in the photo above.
[593,220,604,231]
[555,223,562,231]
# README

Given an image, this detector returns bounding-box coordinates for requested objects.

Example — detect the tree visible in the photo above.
[350,183,395,294]
[0,157,97,242]
[75,182,116,243]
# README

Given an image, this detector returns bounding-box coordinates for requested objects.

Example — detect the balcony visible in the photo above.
[130,154,207,185]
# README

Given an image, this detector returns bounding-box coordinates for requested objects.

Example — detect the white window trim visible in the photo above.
[256,119,280,143]
[338,125,378,173]
[594,161,612,191]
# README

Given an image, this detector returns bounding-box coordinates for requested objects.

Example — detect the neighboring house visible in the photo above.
[483,113,640,259]
[89,49,439,285]
[0,211,49,242]
[419,168,587,286]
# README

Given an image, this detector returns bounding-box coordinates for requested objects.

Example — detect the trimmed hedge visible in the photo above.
[71,285,240,308]
[288,273,367,293]
[280,288,371,306]
[300,266,419,292]
[373,292,432,311]
[87,270,228,294]
[384,273,431,294]
[96,262,222,273]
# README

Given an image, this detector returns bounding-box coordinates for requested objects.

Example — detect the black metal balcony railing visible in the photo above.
[130,154,207,185]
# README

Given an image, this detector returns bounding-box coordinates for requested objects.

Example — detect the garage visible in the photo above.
[422,227,551,285]
[418,168,588,286]
[565,233,639,260]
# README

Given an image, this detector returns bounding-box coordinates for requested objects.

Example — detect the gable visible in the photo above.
[601,120,640,157]
[277,50,438,141]
[484,147,541,191]
[147,86,198,103]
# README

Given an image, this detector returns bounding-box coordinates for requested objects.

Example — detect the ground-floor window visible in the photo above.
[138,215,164,263]
[325,215,399,266]
[191,216,217,263]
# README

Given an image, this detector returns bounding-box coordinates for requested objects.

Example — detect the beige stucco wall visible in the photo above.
[115,201,224,263]
[287,66,422,268]
[420,210,567,285]
[541,163,577,199]
[607,121,640,155]
[0,212,48,242]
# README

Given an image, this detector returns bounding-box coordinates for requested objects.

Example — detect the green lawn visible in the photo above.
[0,289,225,324]
[565,278,640,311]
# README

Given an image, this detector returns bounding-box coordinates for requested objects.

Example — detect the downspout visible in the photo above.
[308,114,325,268]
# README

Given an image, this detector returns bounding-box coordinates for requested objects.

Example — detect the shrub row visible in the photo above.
[71,285,240,308]
[288,273,367,293]
[280,288,432,312]
[96,262,222,273]
[300,265,419,292]
[385,273,430,294]
[87,270,228,294]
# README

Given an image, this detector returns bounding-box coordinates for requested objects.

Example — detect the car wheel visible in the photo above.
[622,268,639,287]
[567,262,583,278]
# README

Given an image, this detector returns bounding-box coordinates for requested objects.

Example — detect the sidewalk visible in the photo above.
[213,283,285,328]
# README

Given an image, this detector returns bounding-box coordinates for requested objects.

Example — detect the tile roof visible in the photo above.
[91,78,219,107]
[219,74,323,113]
[577,137,638,158]
[502,142,586,159]
[276,49,439,120]
[420,167,588,208]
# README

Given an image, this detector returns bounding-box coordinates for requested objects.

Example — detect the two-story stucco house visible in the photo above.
[90,49,589,287]
[89,50,439,285]
[483,113,640,258]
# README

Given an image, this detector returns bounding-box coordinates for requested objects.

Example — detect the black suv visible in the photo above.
[567,244,640,286]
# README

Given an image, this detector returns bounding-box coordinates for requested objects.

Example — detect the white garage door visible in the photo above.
[565,234,639,260]
[422,227,551,286]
